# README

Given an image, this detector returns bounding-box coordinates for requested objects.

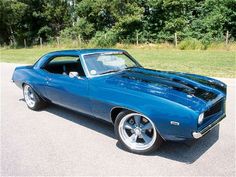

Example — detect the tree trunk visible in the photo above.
[9,25,16,45]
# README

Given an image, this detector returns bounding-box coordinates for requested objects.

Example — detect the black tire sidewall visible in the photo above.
[114,110,163,154]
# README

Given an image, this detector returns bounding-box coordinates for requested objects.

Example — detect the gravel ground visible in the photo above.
[1,63,235,176]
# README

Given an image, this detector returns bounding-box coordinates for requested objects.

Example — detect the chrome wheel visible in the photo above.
[118,113,157,151]
[23,85,36,108]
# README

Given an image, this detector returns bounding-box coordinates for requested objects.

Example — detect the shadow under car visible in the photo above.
[21,99,220,164]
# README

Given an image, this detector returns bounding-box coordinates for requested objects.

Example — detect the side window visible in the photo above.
[49,56,78,64]
[44,56,85,76]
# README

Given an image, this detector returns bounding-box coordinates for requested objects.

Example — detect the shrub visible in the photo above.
[179,38,205,50]
[90,30,118,47]
[60,18,95,41]
[38,26,53,41]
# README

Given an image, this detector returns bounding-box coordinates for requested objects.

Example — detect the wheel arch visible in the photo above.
[22,82,33,89]
[22,82,27,88]
[110,107,125,124]
[110,106,152,124]
[22,82,48,102]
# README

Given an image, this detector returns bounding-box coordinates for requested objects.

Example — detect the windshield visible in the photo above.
[83,52,140,76]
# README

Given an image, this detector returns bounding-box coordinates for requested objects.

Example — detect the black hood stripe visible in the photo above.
[120,69,218,101]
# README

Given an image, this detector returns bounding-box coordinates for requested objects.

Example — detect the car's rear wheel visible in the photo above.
[23,84,46,110]
[115,110,163,154]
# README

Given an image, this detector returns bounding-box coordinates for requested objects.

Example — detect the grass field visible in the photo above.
[0,47,235,78]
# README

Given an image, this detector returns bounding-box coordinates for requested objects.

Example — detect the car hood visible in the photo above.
[105,67,226,112]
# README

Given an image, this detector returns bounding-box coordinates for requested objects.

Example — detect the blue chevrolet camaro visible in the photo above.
[12,49,226,154]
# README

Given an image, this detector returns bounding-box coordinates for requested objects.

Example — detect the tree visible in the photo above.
[75,0,144,42]
[0,0,235,46]
[39,0,72,39]
[0,0,27,45]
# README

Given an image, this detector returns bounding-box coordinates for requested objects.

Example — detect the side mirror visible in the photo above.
[69,72,79,78]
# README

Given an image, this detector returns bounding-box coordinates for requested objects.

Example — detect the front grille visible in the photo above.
[204,99,224,118]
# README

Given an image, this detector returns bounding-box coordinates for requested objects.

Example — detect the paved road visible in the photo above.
[1,63,235,176]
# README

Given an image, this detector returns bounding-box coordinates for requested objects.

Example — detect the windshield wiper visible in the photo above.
[98,69,121,75]
[126,66,139,69]
[98,66,139,75]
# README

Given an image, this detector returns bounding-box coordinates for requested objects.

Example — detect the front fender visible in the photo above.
[90,78,198,140]
[112,96,198,141]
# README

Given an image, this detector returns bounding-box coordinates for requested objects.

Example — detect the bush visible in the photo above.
[90,30,118,47]
[60,18,95,41]
[179,38,206,50]
[38,26,53,41]
[60,27,78,40]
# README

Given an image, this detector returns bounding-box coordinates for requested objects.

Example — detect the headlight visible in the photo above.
[198,113,204,124]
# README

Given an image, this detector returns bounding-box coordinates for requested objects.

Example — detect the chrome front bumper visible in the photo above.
[192,114,226,139]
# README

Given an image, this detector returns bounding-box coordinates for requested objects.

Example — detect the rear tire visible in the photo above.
[23,84,47,111]
[114,110,163,154]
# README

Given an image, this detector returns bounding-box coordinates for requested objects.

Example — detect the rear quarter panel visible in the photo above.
[12,66,47,99]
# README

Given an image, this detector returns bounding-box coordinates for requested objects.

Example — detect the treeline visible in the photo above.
[1,0,235,47]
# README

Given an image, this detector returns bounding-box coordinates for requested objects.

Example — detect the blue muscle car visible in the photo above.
[12,49,226,154]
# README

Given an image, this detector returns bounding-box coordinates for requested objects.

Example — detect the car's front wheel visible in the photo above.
[23,84,46,110]
[115,110,163,154]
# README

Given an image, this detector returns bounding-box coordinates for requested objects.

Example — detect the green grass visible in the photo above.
[0,47,235,78]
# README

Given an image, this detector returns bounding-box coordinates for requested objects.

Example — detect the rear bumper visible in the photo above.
[192,114,226,139]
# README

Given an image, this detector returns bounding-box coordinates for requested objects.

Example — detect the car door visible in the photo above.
[43,56,92,115]
[45,74,91,114]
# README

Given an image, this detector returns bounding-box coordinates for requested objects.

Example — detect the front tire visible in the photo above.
[23,84,46,110]
[114,110,163,154]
